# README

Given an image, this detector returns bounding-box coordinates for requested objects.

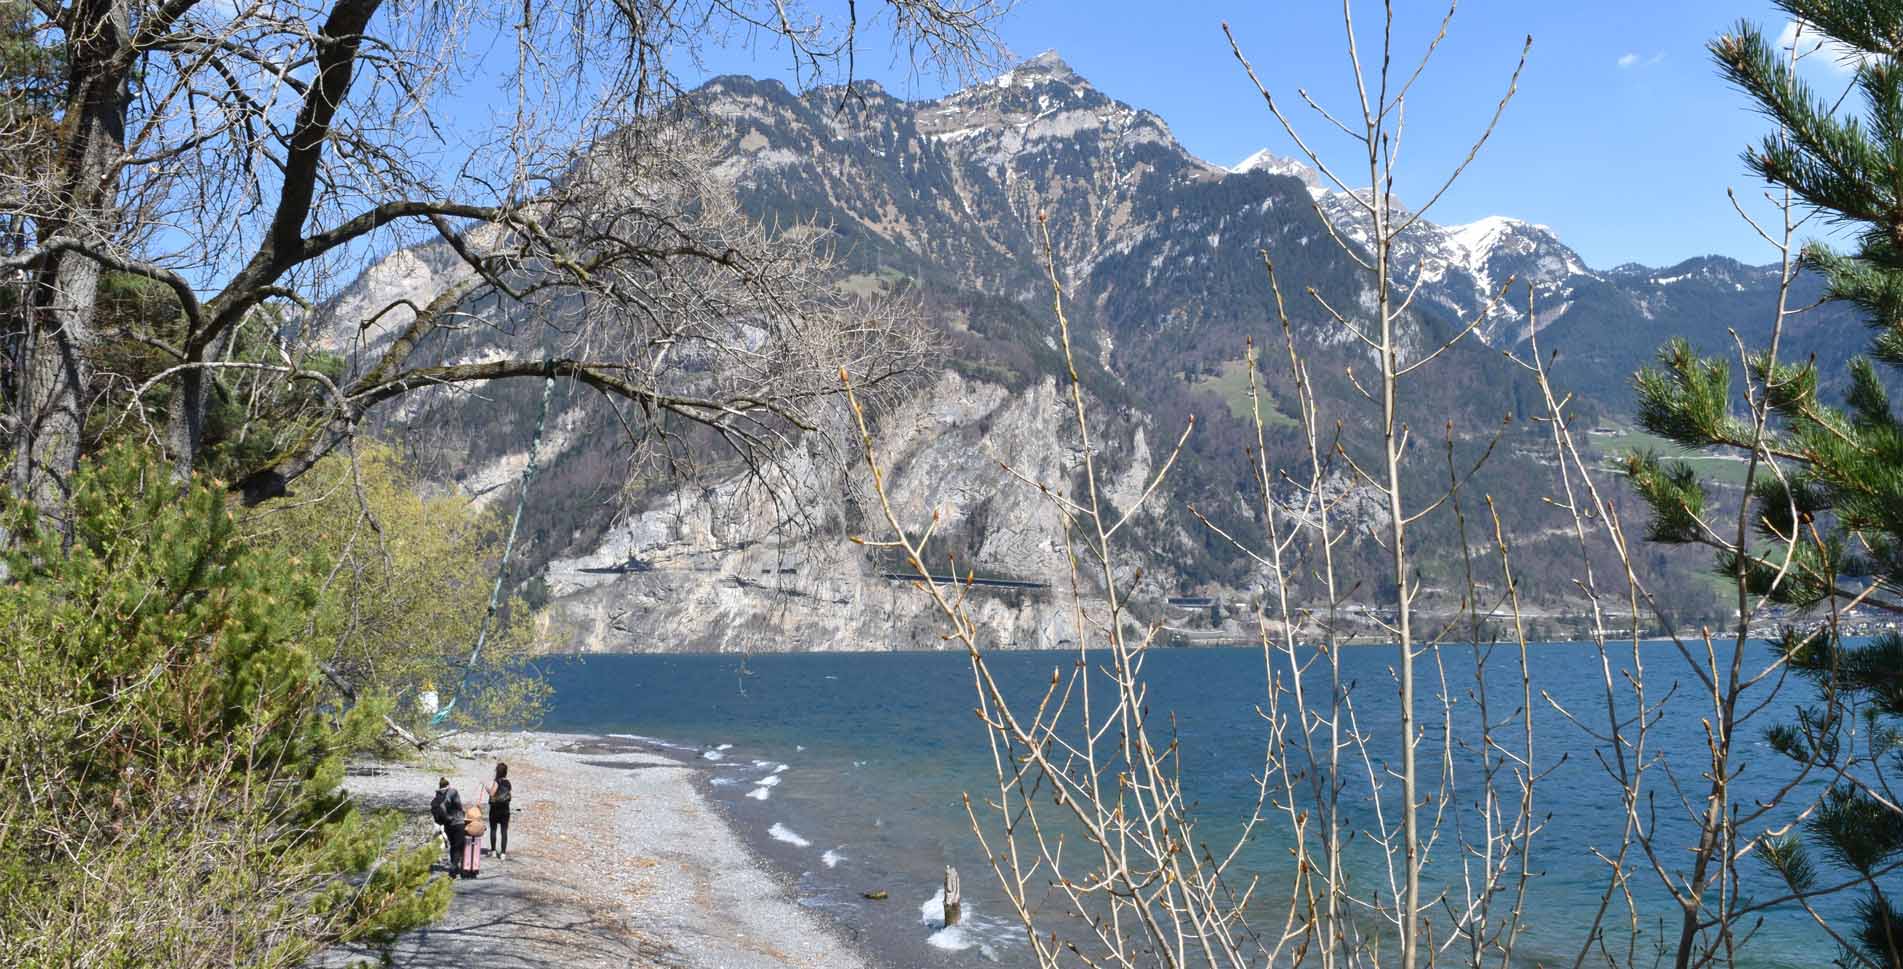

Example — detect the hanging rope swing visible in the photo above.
[431,371,558,727]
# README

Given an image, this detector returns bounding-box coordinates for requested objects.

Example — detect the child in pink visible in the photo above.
[461,804,486,877]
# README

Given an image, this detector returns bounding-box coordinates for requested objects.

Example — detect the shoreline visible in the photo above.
[321,731,883,969]
[532,635,1737,656]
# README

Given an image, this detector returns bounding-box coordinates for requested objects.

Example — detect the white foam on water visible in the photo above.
[918,887,1010,956]
[773,763,788,774]
[701,750,725,762]
[796,745,806,752]
[607,732,694,752]
[821,849,845,868]
[709,777,740,787]
[716,743,733,751]
[927,925,976,952]
[752,760,773,768]
[754,774,782,788]
[919,887,948,924]
[746,786,771,800]
[768,823,811,847]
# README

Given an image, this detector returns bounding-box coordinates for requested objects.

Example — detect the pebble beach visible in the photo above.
[319,732,878,969]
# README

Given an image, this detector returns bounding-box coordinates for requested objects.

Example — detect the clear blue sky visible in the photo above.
[686,0,1847,270]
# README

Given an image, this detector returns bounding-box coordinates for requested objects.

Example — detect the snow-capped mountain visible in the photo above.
[1217,144,1866,371]
[1224,150,1599,344]
[1229,148,1328,194]
[705,49,1792,367]
[323,51,1868,650]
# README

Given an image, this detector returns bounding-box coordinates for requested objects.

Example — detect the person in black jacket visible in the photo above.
[431,777,466,876]
[482,763,513,860]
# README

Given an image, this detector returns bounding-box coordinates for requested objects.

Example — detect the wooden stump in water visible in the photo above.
[943,865,962,926]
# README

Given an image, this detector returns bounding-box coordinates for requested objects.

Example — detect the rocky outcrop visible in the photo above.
[538,372,1132,652]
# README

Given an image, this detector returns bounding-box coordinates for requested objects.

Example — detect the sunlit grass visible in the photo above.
[1591,425,1755,486]
[1194,358,1298,428]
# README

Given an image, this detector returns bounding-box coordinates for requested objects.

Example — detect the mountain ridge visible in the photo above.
[320,51,1867,651]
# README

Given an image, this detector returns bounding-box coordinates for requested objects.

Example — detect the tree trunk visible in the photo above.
[165,328,234,480]
[943,865,961,927]
[11,0,131,528]
[164,362,206,481]
[10,254,98,525]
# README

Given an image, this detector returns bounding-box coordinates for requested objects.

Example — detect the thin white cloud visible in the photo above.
[1617,51,1665,70]
[1778,20,1874,73]
[1617,52,1640,68]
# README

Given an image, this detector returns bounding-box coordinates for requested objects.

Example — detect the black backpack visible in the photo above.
[490,779,511,806]
[430,790,450,825]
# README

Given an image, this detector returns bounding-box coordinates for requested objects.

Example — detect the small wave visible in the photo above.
[796,745,806,752]
[608,733,696,752]
[716,743,733,750]
[746,786,771,800]
[768,823,811,847]
[821,848,845,868]
[752,759,773,768]
[754,774,782,788]
[928,927,1002,959]
[709,777,741,787]
[773,763,789,774]
[701,750,725,762]
[927,925,975,952]
[608,733,687,750]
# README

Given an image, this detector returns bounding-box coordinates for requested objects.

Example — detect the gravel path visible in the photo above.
[319,732,874,969]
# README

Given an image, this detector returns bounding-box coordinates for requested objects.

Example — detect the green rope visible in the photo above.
[432,370,558,726]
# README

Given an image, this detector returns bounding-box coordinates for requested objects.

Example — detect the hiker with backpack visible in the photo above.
[431,777,465,877]
[481,763,513,860]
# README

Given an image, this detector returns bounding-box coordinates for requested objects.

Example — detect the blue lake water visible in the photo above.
[538,643,1833,968]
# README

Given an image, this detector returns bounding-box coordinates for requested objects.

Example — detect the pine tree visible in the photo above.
[0,446,449,965]
[1628,3,1903,963]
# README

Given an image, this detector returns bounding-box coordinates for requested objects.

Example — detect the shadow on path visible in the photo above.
[316,860,687,969]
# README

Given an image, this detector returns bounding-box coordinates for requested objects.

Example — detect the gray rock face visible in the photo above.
[537,372,1120,652]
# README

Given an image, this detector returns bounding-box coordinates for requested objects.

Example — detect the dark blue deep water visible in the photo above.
[538,643,1832,968]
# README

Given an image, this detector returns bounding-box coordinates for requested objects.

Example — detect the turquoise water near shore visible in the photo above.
[539,644,1830,968]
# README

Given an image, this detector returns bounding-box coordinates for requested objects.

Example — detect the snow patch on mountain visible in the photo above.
[1446,216,1527,268]
[1442,215,1530,295]
[988,49,1082,90]
[1229,148,1329,196]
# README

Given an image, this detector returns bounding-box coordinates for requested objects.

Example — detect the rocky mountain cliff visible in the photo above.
[322,52,1846,651]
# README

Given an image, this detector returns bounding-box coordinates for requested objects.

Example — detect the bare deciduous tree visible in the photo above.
[0,0,1009,525]
[838,5,1870,969]
[839,4,1553,964]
